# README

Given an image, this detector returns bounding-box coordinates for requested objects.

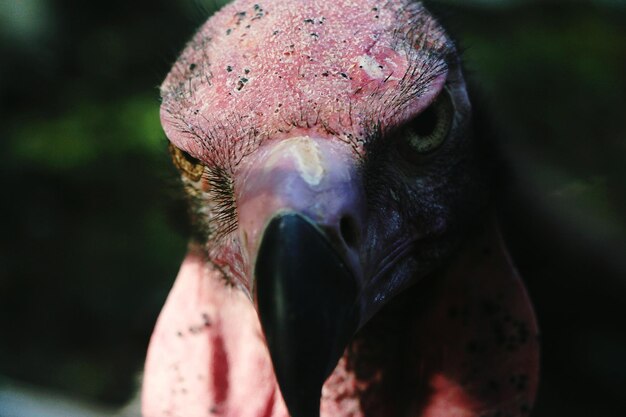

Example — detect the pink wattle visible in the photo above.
[142,250,289,417]
[142,221,539,417]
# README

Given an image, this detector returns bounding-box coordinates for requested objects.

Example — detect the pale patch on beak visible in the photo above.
[235,135,365,291]
[264,136,325,186]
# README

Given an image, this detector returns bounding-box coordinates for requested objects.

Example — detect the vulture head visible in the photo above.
[142,1,539,416]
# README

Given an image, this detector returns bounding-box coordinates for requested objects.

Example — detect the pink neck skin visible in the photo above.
[142,250,288,417]
[142,221,539,417]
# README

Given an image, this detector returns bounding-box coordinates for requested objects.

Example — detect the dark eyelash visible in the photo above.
[182,164,237,244]
[203,166,238,240]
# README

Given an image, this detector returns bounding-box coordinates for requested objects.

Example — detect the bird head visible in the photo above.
[143,1,539,416]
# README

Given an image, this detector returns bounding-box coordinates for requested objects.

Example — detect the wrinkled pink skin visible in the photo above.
[142,252,289,417]
[160,0,447,160]
[143,1,540,416]
[143,226,539,417]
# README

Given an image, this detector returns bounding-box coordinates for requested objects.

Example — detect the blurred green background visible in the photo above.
[0,0,624,415]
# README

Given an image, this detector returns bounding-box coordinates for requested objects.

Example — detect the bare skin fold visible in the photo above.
[142,1,540,416]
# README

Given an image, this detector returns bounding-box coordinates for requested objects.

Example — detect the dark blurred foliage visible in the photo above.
[0,0,624,415]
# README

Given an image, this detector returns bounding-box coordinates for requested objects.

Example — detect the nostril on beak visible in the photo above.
[339,215,359,249]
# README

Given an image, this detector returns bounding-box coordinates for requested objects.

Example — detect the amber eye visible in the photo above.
[168,143,205,181]
[402,88,454,155]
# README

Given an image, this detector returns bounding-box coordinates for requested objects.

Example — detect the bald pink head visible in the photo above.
[160,0,450,164]
[144,1,539,417]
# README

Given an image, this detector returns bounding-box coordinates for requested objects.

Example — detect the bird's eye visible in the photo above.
[169,143,205,181]
[402,88,454,155]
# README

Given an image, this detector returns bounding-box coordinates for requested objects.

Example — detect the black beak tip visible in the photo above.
[255,213,360,417]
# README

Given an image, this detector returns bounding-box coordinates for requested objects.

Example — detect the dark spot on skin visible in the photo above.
[244,68,250,74]
[304,18,314,24]
[254,4,261,10]
[240,77,249,83]
[310,33,319,38]
[245,24,251,29]
[234,12,247,27]
[493,312,530,351]
[189,63,197,71]
[226,28,232,35]
[210,405,219,414]
[273,30,279,35]
[340,72,348,78]
[176,331,183,337]
[322,72,329,77]
[237,80,245,90]
[202,313,212,327]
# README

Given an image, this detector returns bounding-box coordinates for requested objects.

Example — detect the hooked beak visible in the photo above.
[256,213,359,417]
[236,136,365,417]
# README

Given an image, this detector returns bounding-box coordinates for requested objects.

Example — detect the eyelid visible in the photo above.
[169,142,205,181]
[400,86,455,156]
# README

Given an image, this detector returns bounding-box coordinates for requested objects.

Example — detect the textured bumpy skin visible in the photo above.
[160,0,449,163]
[143,1,540,416]
[143,250,289,417]
[158,0,452,296]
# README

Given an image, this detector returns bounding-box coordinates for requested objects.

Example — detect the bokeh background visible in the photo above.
[0,0,624,416]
